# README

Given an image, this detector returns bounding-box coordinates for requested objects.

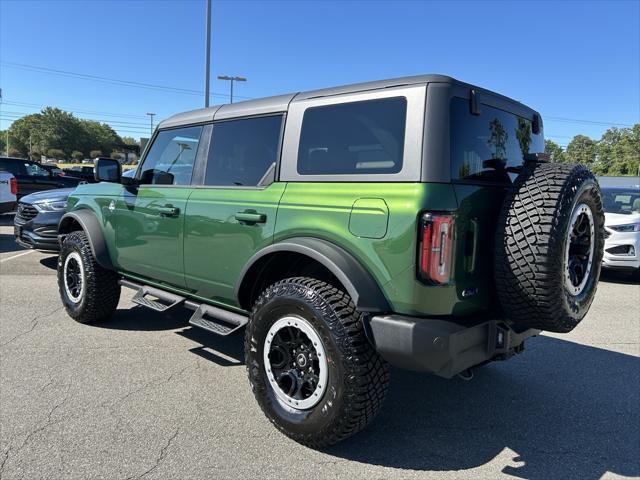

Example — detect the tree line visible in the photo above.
[0,107,138,161]
[545,124,639,176]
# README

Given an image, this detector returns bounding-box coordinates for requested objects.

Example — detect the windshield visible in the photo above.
[602,187,640,214]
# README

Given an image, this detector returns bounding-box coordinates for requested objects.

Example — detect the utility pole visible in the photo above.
[0,87,6,156]
[217,75,246,104]
[146,113,155,137]
[204,0,212,107]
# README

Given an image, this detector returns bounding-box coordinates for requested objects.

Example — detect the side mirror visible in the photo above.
[95,158,121,183]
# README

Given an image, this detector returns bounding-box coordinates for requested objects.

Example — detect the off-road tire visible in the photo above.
[495,162,604,333]
[245,277,389,448]
[57,230,120,324]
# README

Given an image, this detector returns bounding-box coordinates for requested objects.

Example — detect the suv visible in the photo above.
[56,75,604,448]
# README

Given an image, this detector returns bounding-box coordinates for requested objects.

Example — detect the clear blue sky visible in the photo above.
[1,0,638,146]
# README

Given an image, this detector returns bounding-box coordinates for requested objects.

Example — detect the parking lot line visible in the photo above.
[0,250,35,263]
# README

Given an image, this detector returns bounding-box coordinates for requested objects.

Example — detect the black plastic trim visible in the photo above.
[235,237,391,312]
[58,210,113,269]
[369,314,539,378]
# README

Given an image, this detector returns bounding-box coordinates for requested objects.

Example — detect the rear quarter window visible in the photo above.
[450,97,544,183]
[297,97,407,175]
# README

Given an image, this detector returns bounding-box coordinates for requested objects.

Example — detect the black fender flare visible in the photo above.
[235,237,390,313]
[58,210,114,270]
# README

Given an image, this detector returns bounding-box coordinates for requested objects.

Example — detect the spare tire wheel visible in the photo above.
[494,162,604,333]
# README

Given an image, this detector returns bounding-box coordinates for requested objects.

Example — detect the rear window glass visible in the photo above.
[450,97,544,183]
[297,97,407,175]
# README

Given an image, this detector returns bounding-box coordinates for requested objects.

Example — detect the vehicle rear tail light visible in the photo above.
[418,212,455,284]
[10,177,17,196]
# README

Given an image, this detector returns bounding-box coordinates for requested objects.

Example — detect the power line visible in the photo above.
[3,61,636,127]
[0,115,150,136]
[1,61,253,101]
[0,110,150,128]
[3,100,150,120]
[545,116,635,128]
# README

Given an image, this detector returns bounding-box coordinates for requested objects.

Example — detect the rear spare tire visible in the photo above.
[495,162,604,333]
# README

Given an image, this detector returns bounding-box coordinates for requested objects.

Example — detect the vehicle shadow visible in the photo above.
[0,232,24,254]
[326,336,639,479]
[599,269,639,285]
[91,306,639,478]
[178,326,245,367]
[39,255,58,270]
[0,213,15,227]
[95,306,193,331]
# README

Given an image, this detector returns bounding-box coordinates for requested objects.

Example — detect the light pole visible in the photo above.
[204,0,212,107]
[146,113,155,137]
[217,75,246,103]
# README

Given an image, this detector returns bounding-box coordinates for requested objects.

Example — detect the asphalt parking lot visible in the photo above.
[0,214,638,480]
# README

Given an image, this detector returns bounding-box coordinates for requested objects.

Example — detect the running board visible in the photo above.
[186,303,248,336]
[119,279,248,336]
[119,279,185,312]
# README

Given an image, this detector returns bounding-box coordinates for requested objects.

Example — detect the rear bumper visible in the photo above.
[369,315,539,378]
[0,201,16,214]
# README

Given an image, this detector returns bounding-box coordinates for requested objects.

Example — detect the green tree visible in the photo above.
[89,150,103,159]
[47,148,65,159]
[79,119,121,156]
[6,107,123,158]
[71,151,84,162]
[596,125,640,175]
[121,136,137,145]
[8,148,22,158]
[565,135,597,166]
[544,139,566,163]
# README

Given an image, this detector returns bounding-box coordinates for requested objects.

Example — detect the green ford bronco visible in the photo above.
[56,75,604,447]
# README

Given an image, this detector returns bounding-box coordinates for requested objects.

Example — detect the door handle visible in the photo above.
[157,205,180,217]
[235,212,266,224]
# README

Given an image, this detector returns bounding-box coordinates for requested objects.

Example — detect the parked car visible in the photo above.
[63,165,96,182]
[42,164,66,177]
[55,74,604,448]
[0,157,84,199]
[0,171,17,214]
[14,188,74,251]
[601,185,640,277]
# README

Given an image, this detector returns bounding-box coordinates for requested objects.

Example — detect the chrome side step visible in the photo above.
[119,279,248,336]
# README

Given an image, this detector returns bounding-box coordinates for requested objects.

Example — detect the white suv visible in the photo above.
[602,186,640,277]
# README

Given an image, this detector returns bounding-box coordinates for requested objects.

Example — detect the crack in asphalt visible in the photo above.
[102,364,194,414]
[1,360,191,477]
[0,383,71,477]
[126,429,180,480]
[0,447,11,480]
[0,307,63,348]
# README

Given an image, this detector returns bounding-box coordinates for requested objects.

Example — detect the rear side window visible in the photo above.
[205,115,283,187]
[297,97,406,175]
[450,97,544,183]
[139,126,203,185]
